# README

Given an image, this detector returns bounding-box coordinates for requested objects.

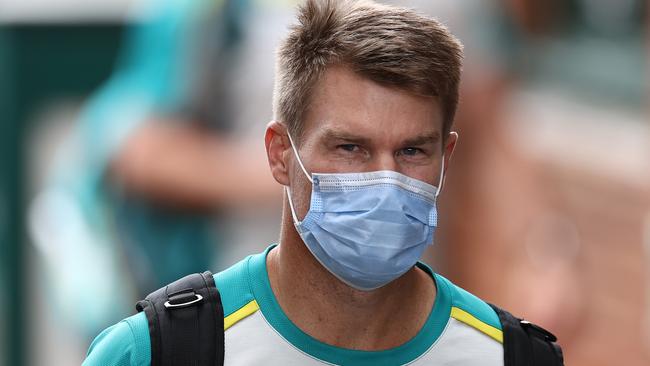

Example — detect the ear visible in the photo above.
[441,131,458,190]
[265,121,291,186]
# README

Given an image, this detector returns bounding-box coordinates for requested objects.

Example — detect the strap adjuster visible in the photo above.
[164,289,204,309]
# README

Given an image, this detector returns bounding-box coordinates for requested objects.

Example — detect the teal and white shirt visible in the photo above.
[84,246,504,365]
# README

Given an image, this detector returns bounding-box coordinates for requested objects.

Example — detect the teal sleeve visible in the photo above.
[435,273,502,330]
[83,312,151,366]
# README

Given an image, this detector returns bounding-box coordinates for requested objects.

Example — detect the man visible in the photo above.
[84,0,523,364]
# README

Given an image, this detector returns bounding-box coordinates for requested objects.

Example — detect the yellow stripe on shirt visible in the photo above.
[450,307,503,343]
[224,300,260,331]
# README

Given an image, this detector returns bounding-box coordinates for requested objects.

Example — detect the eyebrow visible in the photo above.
[401,132,441,147]
[321,128,372,145]
[320,128,441,147]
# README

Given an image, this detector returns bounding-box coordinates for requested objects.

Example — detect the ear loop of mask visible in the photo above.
[435,131,456,198]
[434,158,445,198]
[286,132,313,183]
[285,132,311,225]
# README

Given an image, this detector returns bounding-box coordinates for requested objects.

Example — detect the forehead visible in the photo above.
[301,66,443,144]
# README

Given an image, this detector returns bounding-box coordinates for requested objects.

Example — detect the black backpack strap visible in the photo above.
[136,271,225,366]
[488,303,563,366]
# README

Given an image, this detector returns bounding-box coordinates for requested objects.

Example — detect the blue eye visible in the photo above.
[338,144,359,152]
[401,147,421,156]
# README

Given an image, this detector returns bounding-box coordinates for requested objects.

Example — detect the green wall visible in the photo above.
[0,23,123,366]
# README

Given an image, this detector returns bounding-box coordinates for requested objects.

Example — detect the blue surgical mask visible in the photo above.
[285,133,444,291]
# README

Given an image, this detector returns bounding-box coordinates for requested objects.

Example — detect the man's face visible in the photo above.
[287,65,452,220]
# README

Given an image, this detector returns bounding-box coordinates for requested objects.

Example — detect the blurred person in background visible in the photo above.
[28,0,282,341]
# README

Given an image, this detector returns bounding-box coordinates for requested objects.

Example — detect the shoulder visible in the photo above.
[82,252,262,366]
[215,254,262,330]
[435,273,503,343]
[82,312,150,366]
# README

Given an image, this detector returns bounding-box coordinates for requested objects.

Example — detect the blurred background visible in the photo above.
[0,0,647,365]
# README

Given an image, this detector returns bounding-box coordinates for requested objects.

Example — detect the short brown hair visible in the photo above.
[273,0,463,141]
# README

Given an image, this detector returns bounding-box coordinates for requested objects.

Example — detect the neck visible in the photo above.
[267,200,436,351]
